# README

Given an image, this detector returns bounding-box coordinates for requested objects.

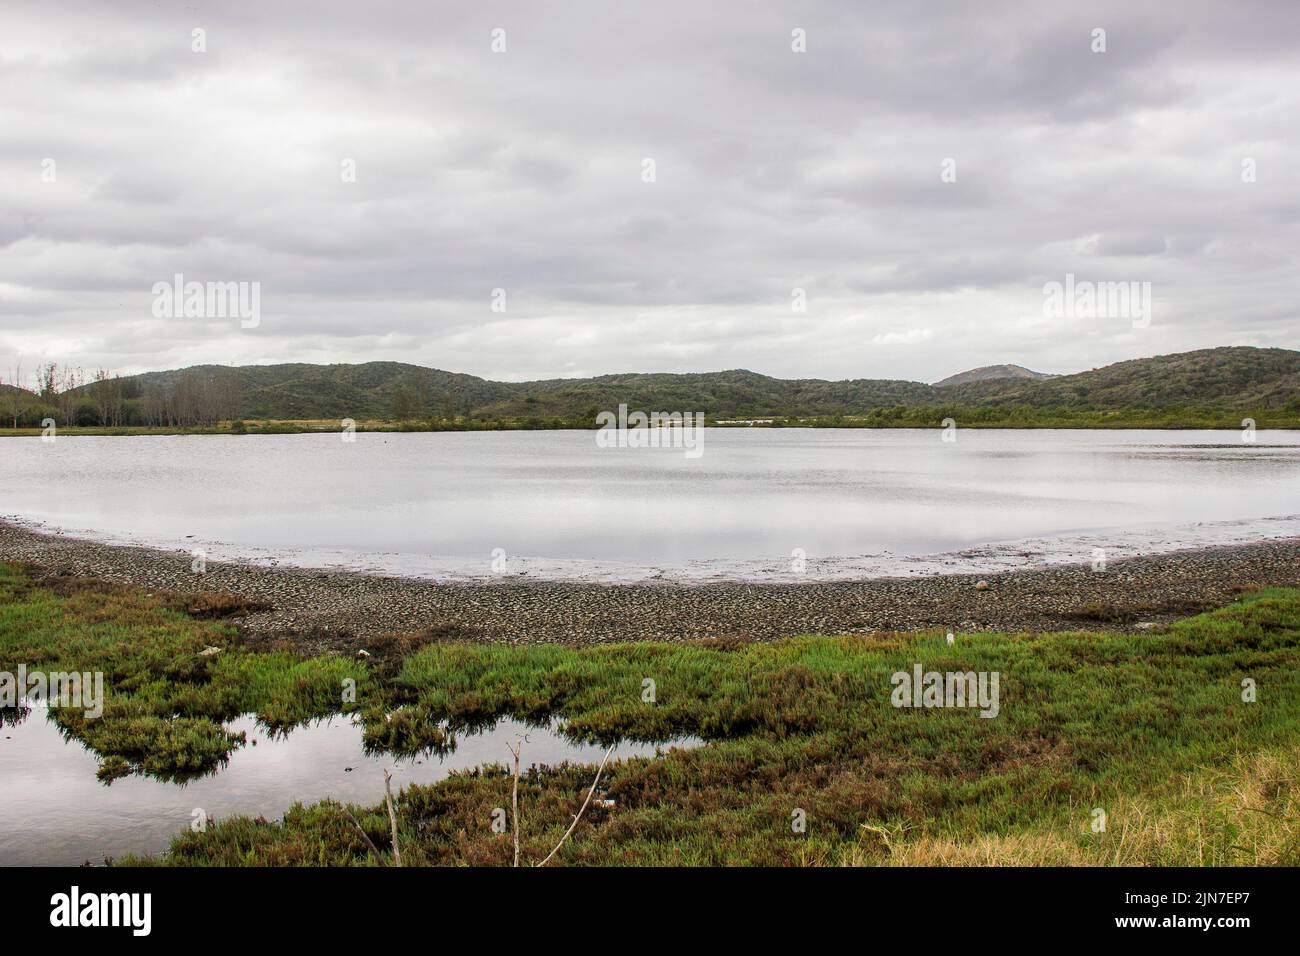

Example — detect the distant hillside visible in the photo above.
[474,370,936,421]
[2,346,1296,428]
[481,347,1300,420]
[934,364,1055,388]
[940,347,1300,413]
[118,362,520,420]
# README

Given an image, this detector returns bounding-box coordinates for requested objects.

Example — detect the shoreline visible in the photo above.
[4,421,1300,438]
[2,519,1298,645]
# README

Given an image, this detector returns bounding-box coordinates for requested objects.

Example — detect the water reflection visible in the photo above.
[0,701,698,866]
[2,429,1299,583]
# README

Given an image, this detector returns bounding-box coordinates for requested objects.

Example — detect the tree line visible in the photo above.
[1,362,242,428]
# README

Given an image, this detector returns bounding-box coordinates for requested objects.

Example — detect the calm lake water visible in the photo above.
[3,428,1300,581]
[0,701,694,866]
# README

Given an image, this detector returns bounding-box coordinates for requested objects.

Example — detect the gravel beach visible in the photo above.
[2,519,1298,646]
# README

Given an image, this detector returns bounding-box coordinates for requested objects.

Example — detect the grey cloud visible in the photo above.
[1092,234,1170,257]
[0,0,1297,384]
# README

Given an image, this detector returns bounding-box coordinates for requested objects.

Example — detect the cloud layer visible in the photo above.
[1,0,1297,384]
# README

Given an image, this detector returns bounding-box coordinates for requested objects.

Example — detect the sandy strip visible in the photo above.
[1,519,1298,646]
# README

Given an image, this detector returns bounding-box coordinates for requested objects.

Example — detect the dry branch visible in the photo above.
[339,803,387,867]
[383,769,403,867]
[536,743,616,868]
[507,739,523,867]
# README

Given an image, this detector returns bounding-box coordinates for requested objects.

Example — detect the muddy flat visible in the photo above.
[3,520,1297,645]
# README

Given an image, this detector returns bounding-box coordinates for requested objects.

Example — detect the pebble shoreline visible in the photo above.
[2,520,1298,646]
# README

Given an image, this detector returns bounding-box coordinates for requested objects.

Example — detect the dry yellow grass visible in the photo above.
[834,745,1300,867]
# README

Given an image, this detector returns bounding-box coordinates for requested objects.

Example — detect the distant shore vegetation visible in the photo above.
[2,346,1297,434]
[1,407,1297,437]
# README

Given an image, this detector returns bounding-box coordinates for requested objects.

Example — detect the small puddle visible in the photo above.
[0,702,699,866]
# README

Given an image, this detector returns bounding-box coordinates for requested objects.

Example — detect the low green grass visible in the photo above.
[1,563,1296,865]
[0,566,366,780]
[1,405,1295,437]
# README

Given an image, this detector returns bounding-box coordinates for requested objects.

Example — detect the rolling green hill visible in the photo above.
[941,347,1300,413]
[473,370,937,421]
[3,346,1298,428]
[933,364,1056,388]
[123,362,520,420]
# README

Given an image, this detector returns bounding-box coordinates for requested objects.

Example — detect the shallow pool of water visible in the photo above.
[0,703,695,866]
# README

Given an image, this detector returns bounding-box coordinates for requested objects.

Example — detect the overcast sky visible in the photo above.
[1,0,1297,385]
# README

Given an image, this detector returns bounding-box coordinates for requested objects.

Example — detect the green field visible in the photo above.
[1,564,1296,866]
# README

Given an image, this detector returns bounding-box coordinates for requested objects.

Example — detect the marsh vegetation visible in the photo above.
[2,563,1296,866]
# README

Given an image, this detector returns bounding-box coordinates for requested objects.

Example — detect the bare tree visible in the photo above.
[91,368,124,426]
[36,362,57,400]
[2,361,26,428]
[136,370,242,428]
[54,365,83,425]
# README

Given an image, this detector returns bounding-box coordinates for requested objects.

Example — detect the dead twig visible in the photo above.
[507,739,523,867]
[535,743,616,868]
[339,803,387,867]
[383,769,403,867]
